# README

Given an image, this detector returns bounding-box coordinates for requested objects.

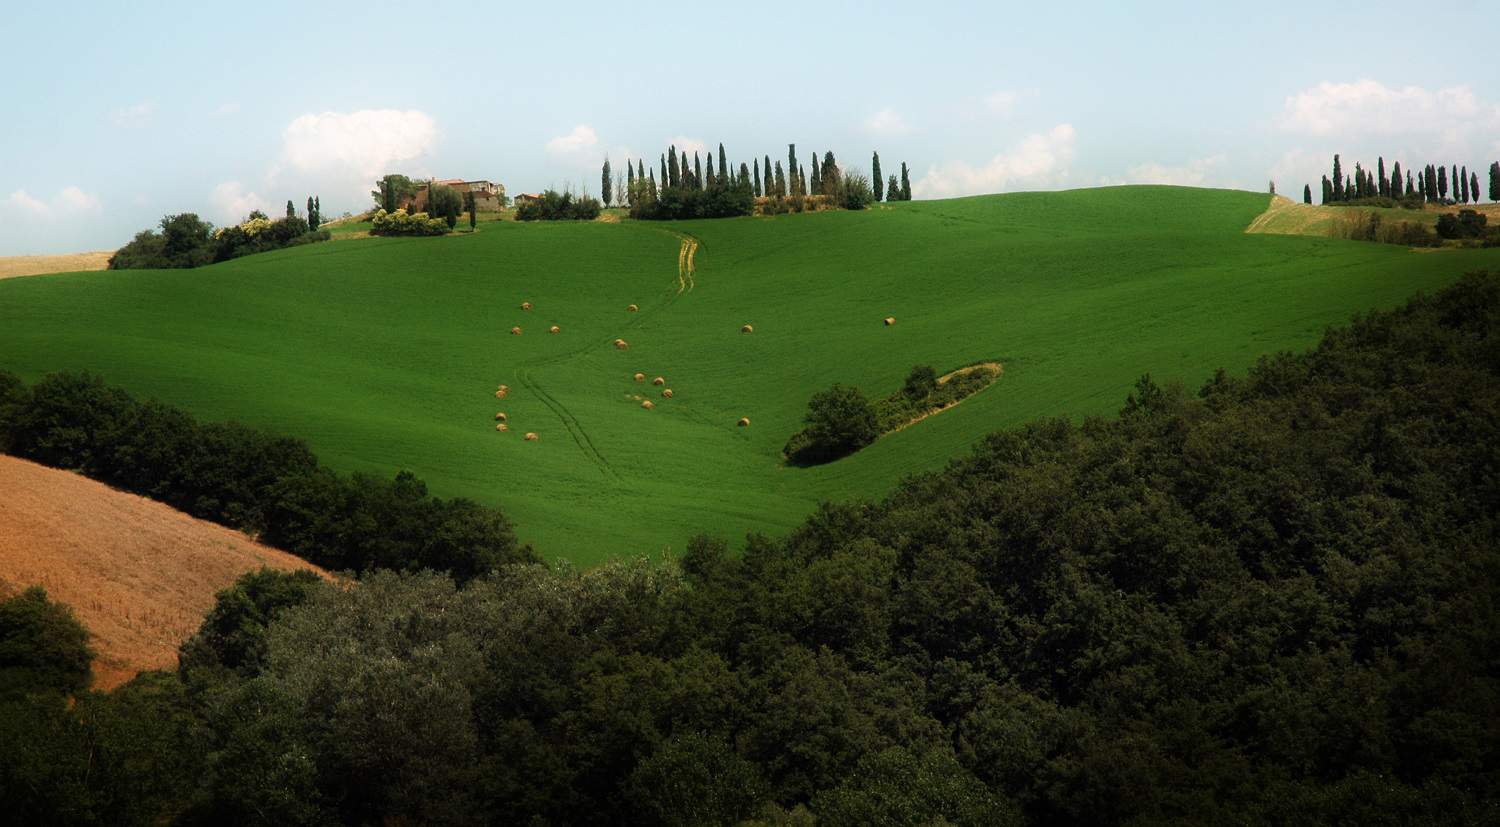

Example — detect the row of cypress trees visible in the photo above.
[1307,154,1496,205]
[603,144,913,208]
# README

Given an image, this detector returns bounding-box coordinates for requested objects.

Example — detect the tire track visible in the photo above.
[519,369,616,479]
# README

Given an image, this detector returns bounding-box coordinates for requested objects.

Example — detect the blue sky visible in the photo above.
[2,0,1497,253]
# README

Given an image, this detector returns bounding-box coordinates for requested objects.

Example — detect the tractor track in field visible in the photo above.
[519,369,617,479]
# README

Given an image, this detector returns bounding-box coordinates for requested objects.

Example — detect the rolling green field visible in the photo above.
[4,186,1498,563]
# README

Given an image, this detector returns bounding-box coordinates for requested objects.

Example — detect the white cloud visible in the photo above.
[209,181,271,224]
[667,136,707,156]
[1280,80,1498,139]
[865,108,912,135]
[216,102,241,115]
[913,124,1076,199]
[4,186,102,218]
[1120,154,1228,187]
[281,109,438,180]
[113,102,154,128]
[545,124,600,161]
[984,90,1021,115]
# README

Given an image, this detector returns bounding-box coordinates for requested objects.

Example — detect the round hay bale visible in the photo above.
[524,432,538,441]
[511,326,522,335]
[549,325,560,334]
[494,412,507,422]
[494,390,506,399]
[495,423,508,432]
[497,384,510,393]
[614,339,629,350]
[883,316,896,326]
[641,400,655,410]
[633,372,645,382]
[652,376,665,386]
[627,303,638,312]
[737,417,750,427]
[740,324,754,334]
[662,388,673,398]
[521,301,532,311]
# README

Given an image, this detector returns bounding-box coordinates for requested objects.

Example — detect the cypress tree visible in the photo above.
[1378,157,1387,197]
[694,152,703,190]
[1303,184,1312,204]
[1489,162,1500,202]
[900,162,911,200]
[788,144,798,189]
[1321,175,1332,204]
[1452,165,1459,202]
[1345,175,1352,201]
[774,161,786,197]
[1353,163,1364,198]
[797,165,806,197]
[706,155,716,187]
[1391,162,1402,199]
[822,151,837,195]
[810,151,821,195]
[1461,166,1470,203]
[601,156,612,207]
[286,199,295,218]
[872,152,883,202]
[466,191,476,230]
[1407,170,1415,197]
[1438,165,1448,201]
[1471,169,1480,205]
[765,156,774,196]
[754,159,762,197]
[666,149,677,188]
[1332,155,1343,201]
[887,174,900,202]
[718,143,728,184]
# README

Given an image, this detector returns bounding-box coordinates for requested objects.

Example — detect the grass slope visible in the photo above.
[3,186,1498,562]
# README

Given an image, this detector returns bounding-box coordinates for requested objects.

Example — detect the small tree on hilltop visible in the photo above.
[888,174,900,202]
[601,156,612,207]
[754,159,762,197]
[1303,184,1312,204]
[872,152,883,203]
[900,162,911,201]
[285,200,295,218]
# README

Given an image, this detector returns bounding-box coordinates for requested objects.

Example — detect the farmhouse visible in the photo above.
[513,192,544,208]
[406,179,507,212]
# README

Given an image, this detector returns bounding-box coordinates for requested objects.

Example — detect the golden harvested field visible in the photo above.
[0,456,329,689]
[0,251,112,279]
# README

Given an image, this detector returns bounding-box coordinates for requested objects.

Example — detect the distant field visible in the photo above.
[1247,194,1500,237]
[0,250,111,279]
[4,186,1499,563]
[0,456,328,689]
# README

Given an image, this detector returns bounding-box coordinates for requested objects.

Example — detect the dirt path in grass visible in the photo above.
[0,456,330,690]
[884,362,1004,436]
[0,251,112,279]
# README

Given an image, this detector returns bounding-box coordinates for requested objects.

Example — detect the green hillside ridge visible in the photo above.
[4,185,1498,562]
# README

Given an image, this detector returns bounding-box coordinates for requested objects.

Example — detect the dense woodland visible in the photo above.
[3,272,1498,824]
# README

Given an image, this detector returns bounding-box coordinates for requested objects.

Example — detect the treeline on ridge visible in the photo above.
[1310,153,1499,207]
[4,272,1498,824]
[109,198,329,269]
[0,370,535,580]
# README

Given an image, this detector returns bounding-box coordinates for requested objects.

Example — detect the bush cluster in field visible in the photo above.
[513,189,602,221]
[109,211,330,269]
[784,364,994,465]
[370,208,451,236]
[0,371,535,580]
[5,273,1500,824]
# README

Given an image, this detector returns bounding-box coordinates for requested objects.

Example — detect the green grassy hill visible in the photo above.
[4,186,1498,562]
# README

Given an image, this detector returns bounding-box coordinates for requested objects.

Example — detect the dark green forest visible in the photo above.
[3,273,1499,824]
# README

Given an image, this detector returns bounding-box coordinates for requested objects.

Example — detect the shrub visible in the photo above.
[785,383,879,465]
[109,213,216,269]
[902,365,938,400]
[1437,210,1488,240]
[370,208,450,236]
[428,183,463,229]
[0,587,93,699]
[839,171,875,211]
[515,190,602,221]
[631,182,754,220]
